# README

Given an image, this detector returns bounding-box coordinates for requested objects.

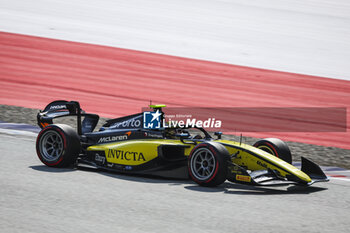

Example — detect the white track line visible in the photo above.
[0,128,38,137]
[330,177,350,182]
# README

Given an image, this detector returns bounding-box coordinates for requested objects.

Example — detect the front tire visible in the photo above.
[36,124,81,167]
[188,142,229,187]
[253,138,292,164]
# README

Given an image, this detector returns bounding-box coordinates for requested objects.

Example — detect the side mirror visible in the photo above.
[175,133,190,138]
[214,131,222,139]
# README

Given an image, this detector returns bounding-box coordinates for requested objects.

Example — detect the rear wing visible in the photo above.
[37,100,99,135]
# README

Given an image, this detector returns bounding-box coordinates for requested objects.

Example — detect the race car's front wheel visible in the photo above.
[36,124,81,167]
[253,138,292,164]
[188,142,229,187]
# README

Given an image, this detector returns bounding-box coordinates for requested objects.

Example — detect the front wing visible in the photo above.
[228,156,329,186]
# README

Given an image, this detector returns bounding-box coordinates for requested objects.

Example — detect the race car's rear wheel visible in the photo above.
[188,142,229,187]
[253,138,292,164]
[36,124,81,167]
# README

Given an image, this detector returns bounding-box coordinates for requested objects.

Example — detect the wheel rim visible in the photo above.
[40,131,64,161]
[190,148,216,181]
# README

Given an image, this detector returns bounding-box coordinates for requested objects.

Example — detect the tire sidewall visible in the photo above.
[36,124,80,167]
[188,142,228,186]
[253,138,292,164]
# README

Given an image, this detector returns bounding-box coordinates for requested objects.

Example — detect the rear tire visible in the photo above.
[36,124,81,167]
[188,142,229,187]
[253,138,292,164]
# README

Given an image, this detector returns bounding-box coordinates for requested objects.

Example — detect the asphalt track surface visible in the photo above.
[1,132,350,233]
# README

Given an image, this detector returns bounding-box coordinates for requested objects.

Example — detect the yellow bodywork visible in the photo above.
[88,139,194,166]
[216,140,312,183]
[87,138,312,183]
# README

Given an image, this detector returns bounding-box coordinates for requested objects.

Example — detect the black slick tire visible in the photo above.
[253,138,292,164]
[36,124,81,167]
[188,142,229,187]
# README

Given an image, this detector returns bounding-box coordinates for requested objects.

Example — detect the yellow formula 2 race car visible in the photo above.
[36,101,329,187]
